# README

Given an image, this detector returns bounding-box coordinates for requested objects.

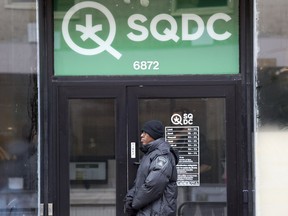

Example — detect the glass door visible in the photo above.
[127,85,238,216]
[54,85,127,216]
[68,99,117,215]
[53,84,239,216]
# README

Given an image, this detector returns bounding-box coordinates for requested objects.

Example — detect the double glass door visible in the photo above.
[53,84,238,216]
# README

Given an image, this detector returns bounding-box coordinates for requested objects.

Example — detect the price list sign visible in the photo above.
[165,126,200,186]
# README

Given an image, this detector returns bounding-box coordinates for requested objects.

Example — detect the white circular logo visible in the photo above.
[62,1,122,59]
[171,113,183,125]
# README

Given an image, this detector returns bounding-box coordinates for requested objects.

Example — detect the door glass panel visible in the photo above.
[139,98,227,216]
[69,99,116,216]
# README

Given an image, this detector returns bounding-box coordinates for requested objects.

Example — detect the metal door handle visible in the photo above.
[131,142,136,158]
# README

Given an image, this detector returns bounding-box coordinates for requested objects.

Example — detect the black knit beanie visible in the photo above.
[142,120,164,140]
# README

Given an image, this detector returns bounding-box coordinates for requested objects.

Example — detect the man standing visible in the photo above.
[124,120,179,216]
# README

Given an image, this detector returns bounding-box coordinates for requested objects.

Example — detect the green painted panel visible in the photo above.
[54,0,239,76]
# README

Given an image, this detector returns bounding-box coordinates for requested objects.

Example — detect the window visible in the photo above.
[0,0,38,214]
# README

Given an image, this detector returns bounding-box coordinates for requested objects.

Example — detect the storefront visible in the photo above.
[1,0,287,216]
[45,0,247,215]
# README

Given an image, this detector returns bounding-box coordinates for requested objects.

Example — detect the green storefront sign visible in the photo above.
[54,0,239,76]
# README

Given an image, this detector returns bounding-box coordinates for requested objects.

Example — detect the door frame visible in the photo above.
[51,84,128,215]
[127,84,241,215]
[49,81,243,215]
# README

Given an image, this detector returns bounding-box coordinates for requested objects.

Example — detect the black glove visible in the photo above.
[125,202,137,216]
[126,208,137,216]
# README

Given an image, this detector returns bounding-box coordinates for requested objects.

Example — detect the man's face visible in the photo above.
[140,131,154,145]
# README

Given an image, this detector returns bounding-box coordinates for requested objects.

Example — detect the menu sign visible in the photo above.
[165,126,200,186]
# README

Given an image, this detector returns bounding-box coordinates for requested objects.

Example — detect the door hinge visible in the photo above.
[40,203,44,216]
[243,190,249,203]
[48,203,53,216]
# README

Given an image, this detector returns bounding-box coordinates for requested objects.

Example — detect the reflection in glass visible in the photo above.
[69,99,116,216]
[0,0,38,215]
[257,0,288,130]
[256,1,288,213]
[257,67,288,127]
[139,98,227,216]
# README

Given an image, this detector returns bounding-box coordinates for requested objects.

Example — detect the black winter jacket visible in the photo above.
[125,138,179,216]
